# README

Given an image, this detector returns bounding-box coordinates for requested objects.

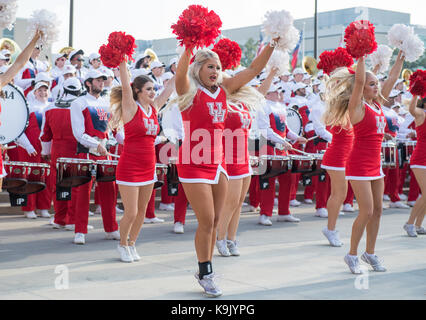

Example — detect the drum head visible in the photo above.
[0,84,29,144]
[286,108,303,136]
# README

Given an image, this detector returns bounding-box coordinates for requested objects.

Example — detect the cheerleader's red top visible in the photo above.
[177,86,228,184]
[346,102,386,180]
[224,103,252,179]
[409,111,426,169]
[116,104,160,186]
[321,125,354,171]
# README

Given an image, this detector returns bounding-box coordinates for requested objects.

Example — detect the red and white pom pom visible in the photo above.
[107,31,137,62]
[27,9,61,47]
[171,5,222,52]
[0,0,18,30]
[409,70,426,98]
[262,10,300,52]
[369,45,393,73]
[317,47,353,76]
[344,20,378,59]
[388,24,424,62]
[212,38,242,71]
[266,50,290,76]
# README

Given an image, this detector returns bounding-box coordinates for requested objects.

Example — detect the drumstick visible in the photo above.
[108,153,121,159]
[290,148,312,157]
[307,136,318,142]
[3,145,17,150]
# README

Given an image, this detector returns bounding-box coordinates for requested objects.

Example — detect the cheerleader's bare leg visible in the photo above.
[408,169,426,227]
[365,178,384,255]
[227,176,251,241]
[326,170,348,231]
[128,184,155,245]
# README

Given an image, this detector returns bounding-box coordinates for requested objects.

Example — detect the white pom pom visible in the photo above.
[276,26,300,52]
[0,0,18,30]
[388,24,413,48]
[176,43,200,58]
[27,9,61,47]
[369,45,393,73]
[401,33,425,63]
[262,10,294,39]
[266,50,290,76]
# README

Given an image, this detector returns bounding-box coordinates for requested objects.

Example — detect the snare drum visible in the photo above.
[8,163,50,195]
[290,155,314,174]
[155,164,168,189]
[96,160,118,182]
[2,161,29,189]
[381,142,397,168]
[258,155,290,179]
[167,157,180,185]
[310,153,326,176]
[57,158,95,188]
[400,140,417,164]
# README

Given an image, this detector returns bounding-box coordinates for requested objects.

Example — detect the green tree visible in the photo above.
[241,38,258,68]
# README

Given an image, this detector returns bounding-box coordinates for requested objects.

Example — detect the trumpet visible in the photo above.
[303,56,318,76]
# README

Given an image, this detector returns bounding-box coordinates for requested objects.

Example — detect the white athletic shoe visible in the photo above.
[65,224,75,231]
[315,208,328,218]
[24,211,37,219]
[174,222,185,234]
[216,239,231,257]
[389,201,410,209]
[128,245,141,261]
[159,203,174,211]
[290,200,301,207]
[258,215,273,226]
[52,223,65,230]
[195,273,222,298]
[304,199,314,204]
[399,194,408,201]
[361,252,387,272]
[407,201,416,207]
[344,254,363,274]
[403,224,418,237]
[342,204,355,212]
[227,240,240,256]
[105,231,121,240]
[383,194,391,202]
[247,205,260,213]
[74,233,85,245]
[416,226,426,235]
[88,211,94,216]
[115,206,124,214]
[277,214,301,223]
[117,245,133,263]
[144,217,165,224]
[37,210,51,218]
[322,227,343,247]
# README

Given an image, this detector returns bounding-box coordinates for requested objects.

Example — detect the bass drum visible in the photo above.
[286,108,303,136]
[0,84,29,145]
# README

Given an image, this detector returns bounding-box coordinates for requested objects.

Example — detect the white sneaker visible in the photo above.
[416,226,426,235]
[94,205,102,215]
[258,215,273,226]
[117,245,133,263]
[403,224,418,237]
[216,239,231,257]
[195,273,222,298]
[174,222,185,234]
[37,210,51,218]
[315,208,328,218]
[407,201,416,207]
[115,206,124,214]
[144,217,165,224]
[128,246,141,261]
[361,252,387,272]
[48,217,55,225]
[247,205,260,213]
[290,200,301,207]
[65,224,75,231]
[304,199,314,204]
[52,223,65,230]
[389,201,410,209]
[344,254,363,274]
[277,214,301,223]
[159,203,175,211]
[24,211,37,219]
[342,204,355,212]
[383,194,391,201]
[87,225,94,231]
[399,194,408,201]
[105,231,120,240]
[88,211,94,216]
[74,233,85,245]
[227,240,240,256]
[322,227,343,247]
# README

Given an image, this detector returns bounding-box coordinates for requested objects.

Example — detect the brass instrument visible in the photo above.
[59,47,75,57]
[144,48,159,66]
[402,69,413,86]
[303,56,318,76]
[0,38,22,63]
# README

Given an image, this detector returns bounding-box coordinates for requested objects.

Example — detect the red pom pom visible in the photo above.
[409,70,426,98]
[317,47,353,75]
[344,20,378,59]
[108,31,137,60]
[99,44,124,69]
[171,5,222,52]
[212,38,242,71]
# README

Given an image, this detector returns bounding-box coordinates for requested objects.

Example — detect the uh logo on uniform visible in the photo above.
[376,116,386,134]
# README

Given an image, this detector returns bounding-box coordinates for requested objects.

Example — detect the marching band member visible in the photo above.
[51,64,77,102]
[149,61,166,94]
[40,77,84,229]
[111,59,175,262]
[14,45,48,94]
[69,49,88,84]
[50,53,68,89]
[88,53,102,71]
[343,51,405,274]
[403,96,426,237]
[70,69,119,245]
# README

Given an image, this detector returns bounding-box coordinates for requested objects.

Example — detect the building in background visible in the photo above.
[133,7,426,70]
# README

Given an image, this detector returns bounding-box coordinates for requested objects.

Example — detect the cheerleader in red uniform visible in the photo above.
[0,31,43,191]
[343,52,405,274]
[403,95,426,237]
[110,60,175,262]
[173,40,277,297]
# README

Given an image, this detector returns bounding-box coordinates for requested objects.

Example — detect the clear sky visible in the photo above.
[15,0,426,55]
